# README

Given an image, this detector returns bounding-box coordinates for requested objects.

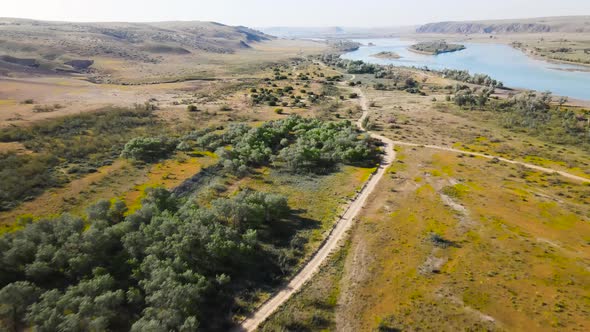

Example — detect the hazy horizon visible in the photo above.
[3,0,590,27]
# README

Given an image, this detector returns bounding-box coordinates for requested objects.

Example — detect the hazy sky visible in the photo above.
[3,0,590,27]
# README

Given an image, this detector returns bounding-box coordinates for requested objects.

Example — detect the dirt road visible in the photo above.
[235,76,395,332]
[390,141,590,183]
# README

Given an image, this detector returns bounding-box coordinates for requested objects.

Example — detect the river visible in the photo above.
[341,38,590,100]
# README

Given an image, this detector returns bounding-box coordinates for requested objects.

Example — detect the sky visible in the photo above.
[2,0,590,27]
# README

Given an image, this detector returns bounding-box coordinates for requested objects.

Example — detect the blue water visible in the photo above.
[341,39,590,100]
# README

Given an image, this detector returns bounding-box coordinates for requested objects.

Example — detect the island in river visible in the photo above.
[371,51,401,59]
[409,40,466,55]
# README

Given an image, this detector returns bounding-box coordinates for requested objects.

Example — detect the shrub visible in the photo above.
[187,105,199,112]
[274,108,284,114]
[32,104,63,113]
[429,232,457,248]
[121,137,178,162]
[374,83,387,90]
[349,93,358,99]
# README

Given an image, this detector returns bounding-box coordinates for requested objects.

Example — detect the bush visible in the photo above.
[121,137,178,162]
[349,93,358,99]
[374,83,387,90]
[187,105,199,112]
[32,104,63,113]
[274,108,284,114]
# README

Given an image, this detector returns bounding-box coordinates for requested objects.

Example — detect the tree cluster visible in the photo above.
[216,115,379,174]
[453,90,590,149]
[452,85,494,108]
[437,69,503,88]
[0,187,291,331]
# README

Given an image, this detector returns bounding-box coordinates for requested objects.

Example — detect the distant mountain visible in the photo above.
[259,26,413,39]
[260,26,348,38]
[416,16,590,34]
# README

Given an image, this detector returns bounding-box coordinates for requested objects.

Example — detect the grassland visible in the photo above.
[267,144,590,331]
[261,59,590,331]
[0,18,328,84]
[337,146,590,331]
[0,58,358,222]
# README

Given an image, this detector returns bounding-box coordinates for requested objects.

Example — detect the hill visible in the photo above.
[416,16,590,34]
[0,18,275,82]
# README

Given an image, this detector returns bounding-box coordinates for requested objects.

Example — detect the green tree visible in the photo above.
[0,281,41,331]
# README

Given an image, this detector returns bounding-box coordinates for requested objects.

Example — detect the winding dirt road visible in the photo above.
[237,71,590,332]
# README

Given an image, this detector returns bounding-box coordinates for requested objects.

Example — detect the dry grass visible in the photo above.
[123,152,217,213]
[0,152,218,231]
[0,160,138,228]
[337,147,590,331]
[259,240,350,331]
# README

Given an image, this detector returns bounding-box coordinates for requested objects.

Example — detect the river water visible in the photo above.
[341,38,590,100]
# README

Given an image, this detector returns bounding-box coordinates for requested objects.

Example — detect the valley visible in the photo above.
[1,8,590,332]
